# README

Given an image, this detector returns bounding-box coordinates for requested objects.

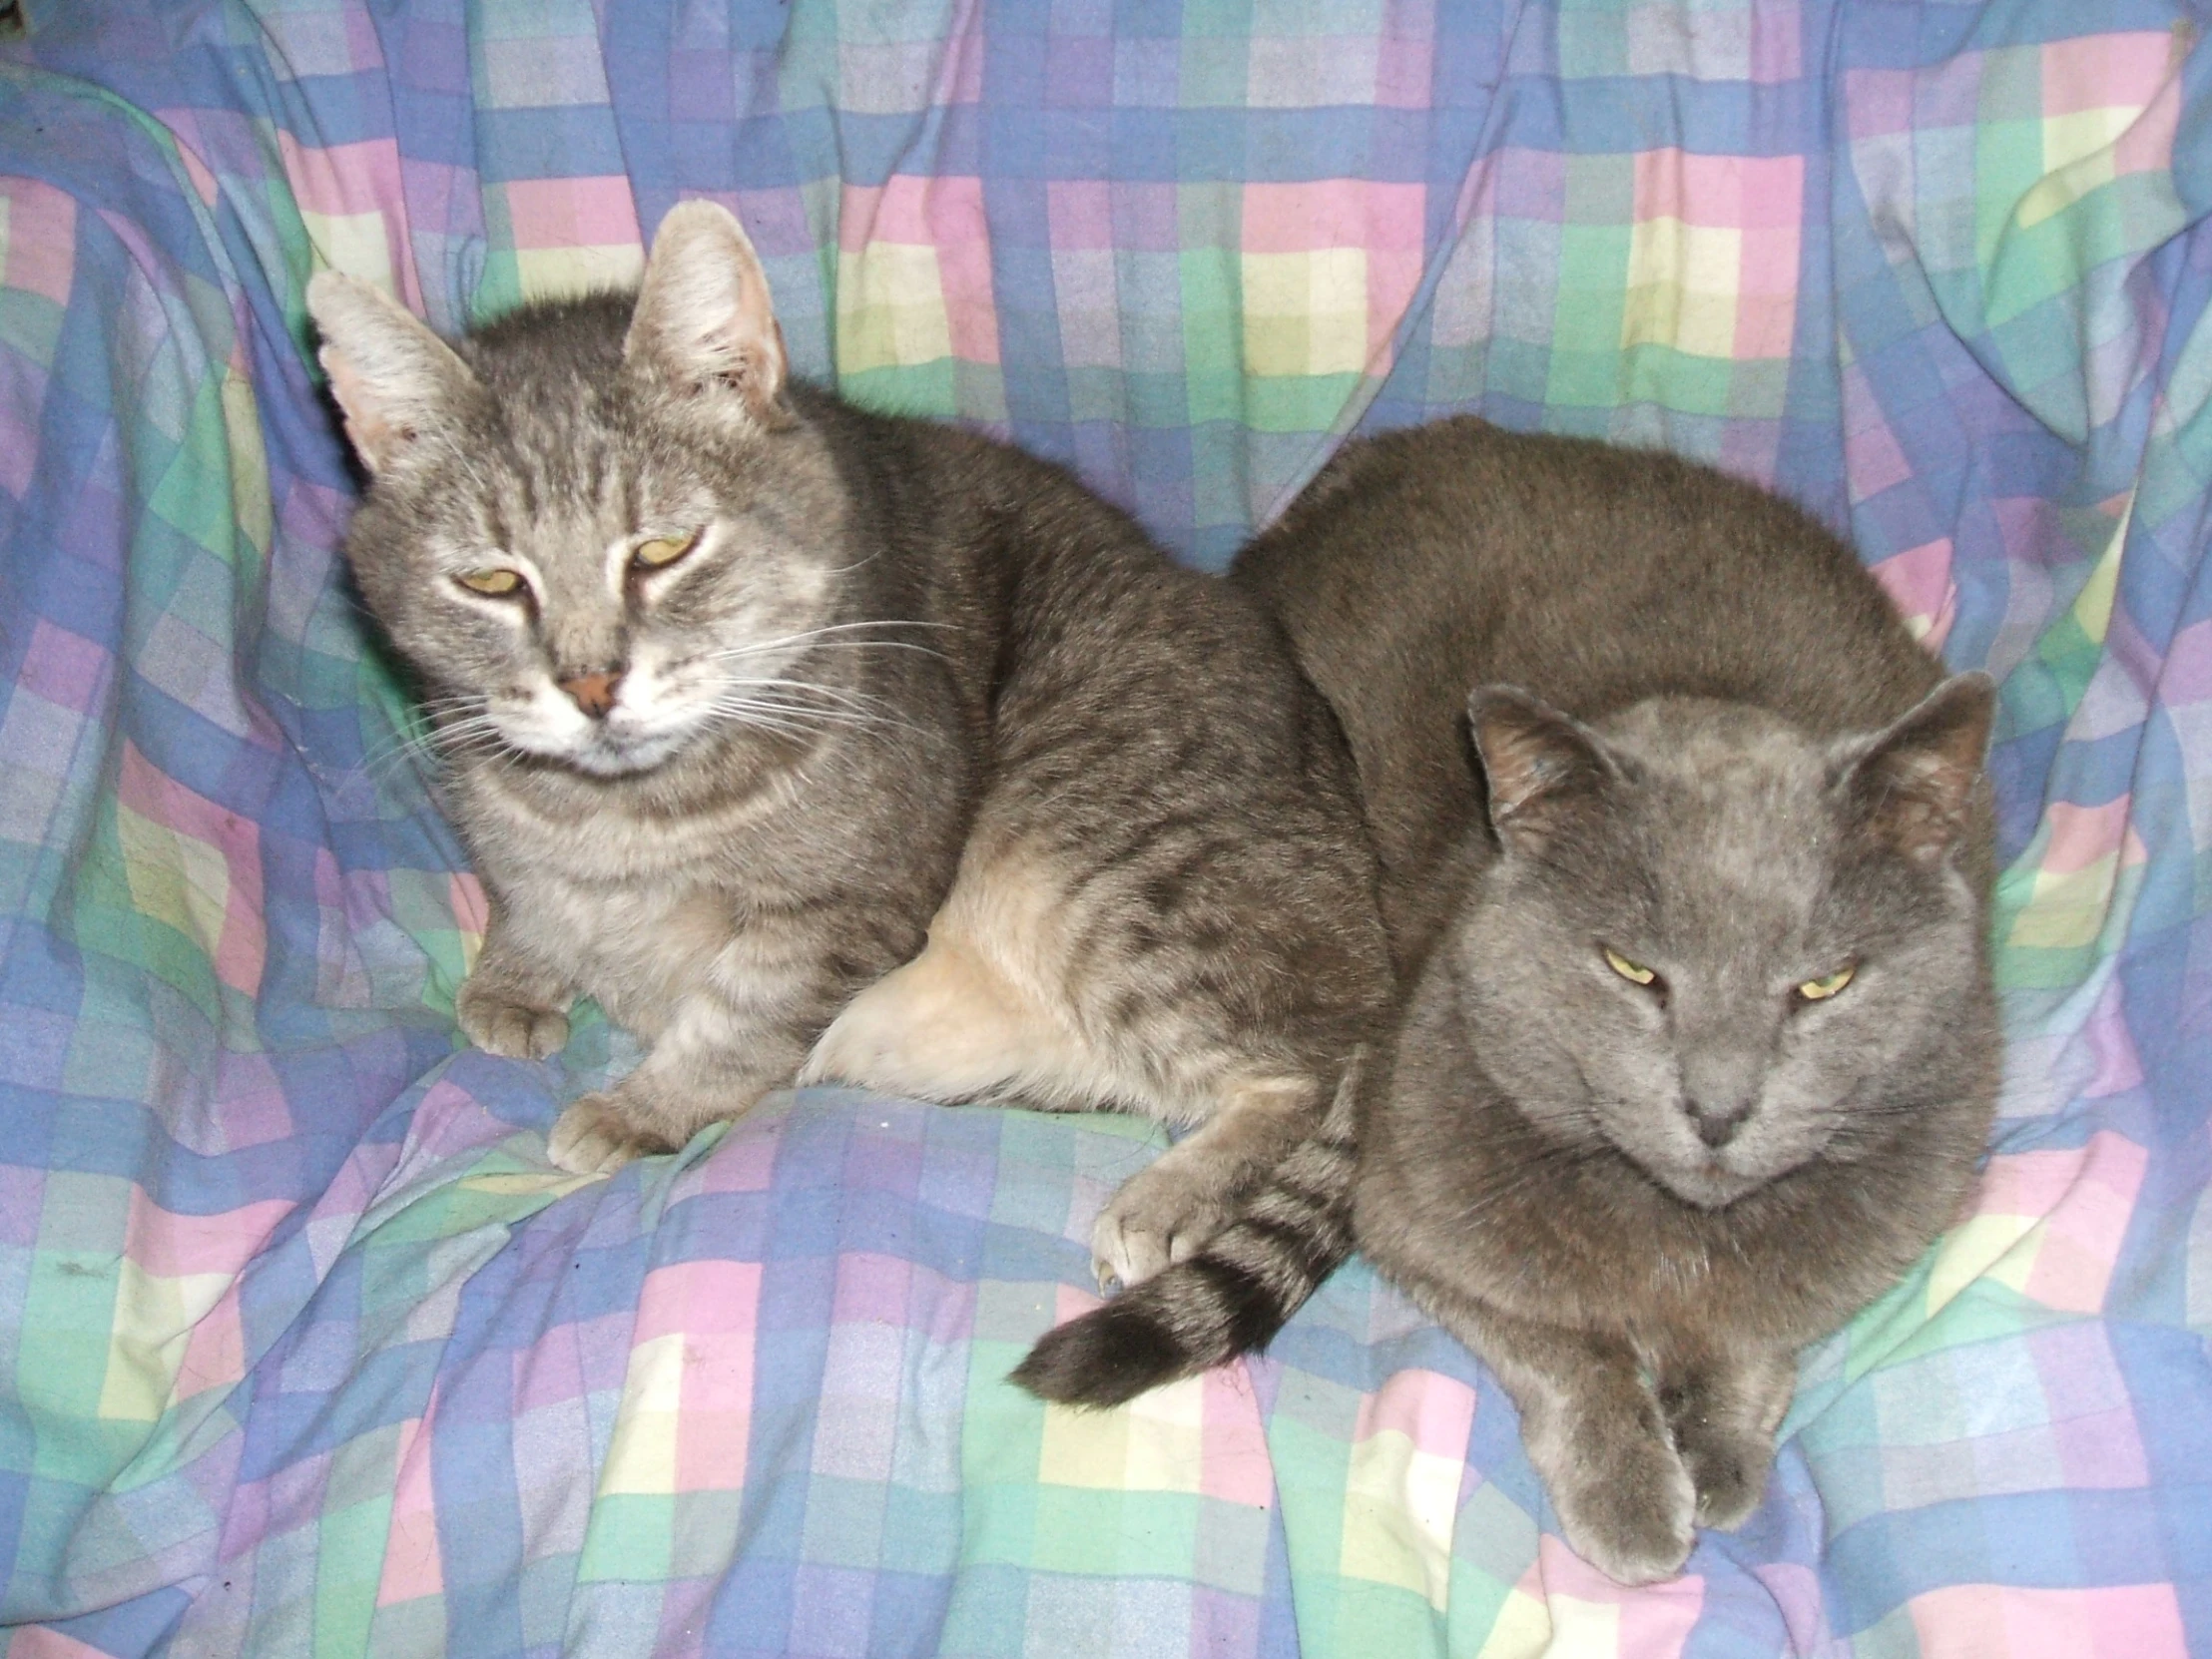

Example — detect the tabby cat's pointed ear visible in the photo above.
[1467,686,1617,849]
[1837,672,1995,867]
[306,273,481,473]
[625,200,789,429]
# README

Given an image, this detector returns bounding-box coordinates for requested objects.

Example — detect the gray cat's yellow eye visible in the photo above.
[455,568,523,596]
[1603,947,1657,986]
[1795,965,1856,1001]
[631,531,700,571]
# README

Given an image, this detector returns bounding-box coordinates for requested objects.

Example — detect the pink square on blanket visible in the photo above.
[2039,32,2176,120]
[1240,180,1424,259]
[1350,1367,1477,1463]
[18,620,110,716]
[1909,1582,2187,1658]
[503,175,643,254]
[125,1185,293,1281]
[116,742,269,997]
[1872,539,1958,648]
[840,176,999,366]
[632,1259,761,1492]
[1625,152,1803,362]
[1968,1130,2148,1315]
[1199,1363,1276,1509]
[1526,1535,1706,1656]
[375,1412,445,1606]
[2,179,78,306]
[5,1631,115,1659]
[2040,797,2140,877]
[280,134,405,223]
[172,1277,249,1403]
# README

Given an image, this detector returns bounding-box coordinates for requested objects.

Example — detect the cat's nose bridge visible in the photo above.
[538,588,629,717]
[1675,1024,1768,1146]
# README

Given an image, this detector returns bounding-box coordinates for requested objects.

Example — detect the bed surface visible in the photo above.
[1,0,2208,1654]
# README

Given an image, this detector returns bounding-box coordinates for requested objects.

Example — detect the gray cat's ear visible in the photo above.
[625,200,789,429]
[305,272,480,473]
[1467,686,1617,848]
[1838,672,1995,867]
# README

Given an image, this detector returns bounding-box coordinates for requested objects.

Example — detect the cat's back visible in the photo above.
[1233,419,1955,960]
[816,392,1322,736]
[1238,417,1936,733]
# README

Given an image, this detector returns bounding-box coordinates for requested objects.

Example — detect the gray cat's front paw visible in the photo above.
[1090,1160,1236,1290]
[1658,1358,1790,1530]
[1528,1401,1698,1585]
[456,976,570,1059]
[546,1092,676,1176]
[1679,1428,1772,1530]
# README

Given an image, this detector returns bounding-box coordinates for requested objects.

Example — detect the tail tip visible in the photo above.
[1010,1298,1199,1409]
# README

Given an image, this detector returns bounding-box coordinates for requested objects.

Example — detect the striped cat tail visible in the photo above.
[1011,1058,1363,1408]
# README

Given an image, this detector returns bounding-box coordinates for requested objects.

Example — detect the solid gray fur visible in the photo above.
[1016,417,1999,1586]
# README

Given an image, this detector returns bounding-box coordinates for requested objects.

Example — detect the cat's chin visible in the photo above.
[512,729,695,779]
[565,747,679,779]
[1641,1157,1769,1211]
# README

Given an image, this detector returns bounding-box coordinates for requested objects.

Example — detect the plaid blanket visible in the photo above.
[1,0,2207,1653]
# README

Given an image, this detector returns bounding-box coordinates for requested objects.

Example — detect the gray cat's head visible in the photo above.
[307,203,846,778]
[1449,675,1994,1209]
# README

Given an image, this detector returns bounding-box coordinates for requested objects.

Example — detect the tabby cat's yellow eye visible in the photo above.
[1603,947,1657,986]
[1795,965,1856,1001]
[455,568,522,596]
[631,531,700,571]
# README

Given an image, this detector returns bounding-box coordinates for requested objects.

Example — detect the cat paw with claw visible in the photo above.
[1658,1365,1788,1530]
[456,978,570,1060]
[1678,1427,1773,1530]
[546,1092,675,1177]
[1090,1161,1237,1290]
[1663,1388,1787,1530]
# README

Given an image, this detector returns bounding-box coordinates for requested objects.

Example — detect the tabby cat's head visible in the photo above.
[1452,676,1994,1208]
[308,203,847,778]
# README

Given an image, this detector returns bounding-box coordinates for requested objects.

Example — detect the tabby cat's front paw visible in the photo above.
[546,1092,677,1177]
[1090,1160,1236,1290]
[456,977,570,1060]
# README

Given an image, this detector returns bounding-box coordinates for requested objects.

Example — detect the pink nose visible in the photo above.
[558,671,622,719]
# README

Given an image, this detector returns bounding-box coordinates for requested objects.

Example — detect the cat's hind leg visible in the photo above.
[799,933,1109,1107]
[804,935,1329,1288]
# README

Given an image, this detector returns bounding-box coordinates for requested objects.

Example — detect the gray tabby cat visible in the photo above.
[1016,417,2000,1584]
[307,201,1387,1290]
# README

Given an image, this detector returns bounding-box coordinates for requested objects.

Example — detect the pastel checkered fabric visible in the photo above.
[2,0,2209,1654]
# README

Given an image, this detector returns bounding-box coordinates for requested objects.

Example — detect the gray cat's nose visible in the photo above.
[1686,1099,1754,1148]
[559,670,623,720]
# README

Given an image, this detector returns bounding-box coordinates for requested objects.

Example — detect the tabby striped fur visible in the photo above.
[1012,1059,1362,1407]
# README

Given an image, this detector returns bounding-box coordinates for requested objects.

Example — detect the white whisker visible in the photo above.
[702,619,957,668]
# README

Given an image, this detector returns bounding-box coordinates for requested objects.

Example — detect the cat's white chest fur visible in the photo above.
[495,865,732,1041]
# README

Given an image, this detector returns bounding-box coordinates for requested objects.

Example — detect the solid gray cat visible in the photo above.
[1015,417,1999,1583]
[307,202,1388,1290]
